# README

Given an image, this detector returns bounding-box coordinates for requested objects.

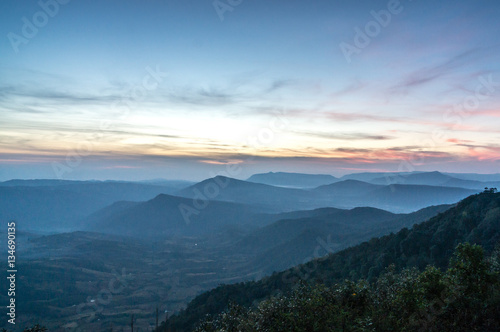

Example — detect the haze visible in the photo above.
[1,0,499,181]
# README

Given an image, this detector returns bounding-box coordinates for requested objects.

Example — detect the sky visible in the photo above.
[0,0,499,181]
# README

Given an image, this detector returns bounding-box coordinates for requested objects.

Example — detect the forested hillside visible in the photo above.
[162,192,500,331]
[194,243,500,331]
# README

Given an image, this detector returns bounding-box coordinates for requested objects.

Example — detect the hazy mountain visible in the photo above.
[442,177,500,190]
[444,172,500,182]
[1,175,479,233]
[82,200,140,227]
[361,184,477,212]
[369,171,500,189]
[339,172,418,182]
[247,172,338,188]
[164,192,500,331]
[137,179,195,188]
[85,193,270,238]
[236,204,452,274]
[179,176,477,213]
[176,176,326,212]
[370,171,453,186]
[0,173,492,331]
[0,182,188,231]
[313,179,382,196]
[341,171,500,187]
[234,207,362,254]
[0,179,88,187]
[311,179,475,212]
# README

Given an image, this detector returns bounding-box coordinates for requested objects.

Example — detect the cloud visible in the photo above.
[330,81,366,98]
[0,85,123,104]
[294,130,395,141]
[164,85,242,106]
[392,49,481,92]
[446,138,473,144]
[265,79,296,93]
[287,109,411,124]
[163,78,295,108]
[0,75,297,115]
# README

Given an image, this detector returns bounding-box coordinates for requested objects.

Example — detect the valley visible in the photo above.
[0,171,497,331]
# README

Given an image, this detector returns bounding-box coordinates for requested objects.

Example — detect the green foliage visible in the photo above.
[194,243,500,332]
[163,192,500,331]
[23,325,48,332]
[1,325,48,332]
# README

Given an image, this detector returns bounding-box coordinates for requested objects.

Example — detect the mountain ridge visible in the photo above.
[163,192,500,331]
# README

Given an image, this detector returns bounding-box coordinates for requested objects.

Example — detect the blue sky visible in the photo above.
[1,0,500,181]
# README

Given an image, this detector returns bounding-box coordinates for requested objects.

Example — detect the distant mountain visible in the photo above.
[441,177,500,190]
[0,179,88,187]
[176,176,327,212]
[1,176,480,232]
[137,179,194,188]
[164,192,500,331]
[82,200,139,227]
[313,179,381,196]
[340,171,500,187]
[85,193,269,238]
[362,184,477,212]
[178,176,476,213]
[235,204,452,274]
[339,171,417,182]
[0,178,193,189]
[367,171,499,189]
[370,171,453,186]
[312,179,475,212]
[444,172,500,182]
[247,172,337,188]
[0,182,187,231]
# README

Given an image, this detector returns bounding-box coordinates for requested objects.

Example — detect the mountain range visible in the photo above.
[163,191,500,331]
[0,180,192,232]
[0,171,498,330]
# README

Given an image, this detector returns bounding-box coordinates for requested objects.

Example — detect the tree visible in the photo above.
[23,325,48,332]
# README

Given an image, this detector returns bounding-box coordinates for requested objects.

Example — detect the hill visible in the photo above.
[444,172,500,182]
[237,205,452,275]
[313,180,476,212]
[177,176,476,213]
[0,179,88,187]
[0,181,190,231]
[192,242,500,331]
[247,172,337,188]
[176,176,327,212]
[163,192,500,331]
[339,171,417,182]
[370,171,500,189]
[313,179,381,196]
[341,171,500,189]
[85,193,272,238]
[360,184,477,212]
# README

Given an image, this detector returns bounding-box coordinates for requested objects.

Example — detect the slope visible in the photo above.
[247,172,338,188]
[164,192,500,331]
[176,176,327,212]
[85,193,269,238]
[0,181,189,231]
[234,204,452,275]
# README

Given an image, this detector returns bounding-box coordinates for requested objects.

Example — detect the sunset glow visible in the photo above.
[1,0,499,180]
